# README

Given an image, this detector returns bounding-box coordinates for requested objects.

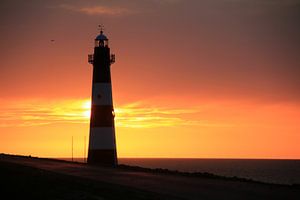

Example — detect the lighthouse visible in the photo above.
[87,28,117,166]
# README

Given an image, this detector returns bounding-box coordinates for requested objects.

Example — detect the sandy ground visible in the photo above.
[0,154,299,200]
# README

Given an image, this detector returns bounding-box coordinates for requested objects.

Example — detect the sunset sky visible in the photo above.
[0,0,299,159]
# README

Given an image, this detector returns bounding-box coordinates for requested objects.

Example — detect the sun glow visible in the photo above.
[83,110,91,118]
[0,99,208,128]
[82,100,91,109]
[82,100,91,118]
[0,98,299,158]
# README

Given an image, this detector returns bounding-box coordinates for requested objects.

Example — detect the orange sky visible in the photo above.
[0,0,299,158]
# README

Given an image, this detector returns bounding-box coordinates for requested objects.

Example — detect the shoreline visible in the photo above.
[2,153,299,187]
[1,153,299,200]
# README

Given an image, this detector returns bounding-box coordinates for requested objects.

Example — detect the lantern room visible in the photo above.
[95,30,109,47]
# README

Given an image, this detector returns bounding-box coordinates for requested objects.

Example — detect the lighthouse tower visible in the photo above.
[87,28,117,166]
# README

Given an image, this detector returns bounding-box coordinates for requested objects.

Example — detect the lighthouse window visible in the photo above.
[95,40,108,47]
[99,40,104,46]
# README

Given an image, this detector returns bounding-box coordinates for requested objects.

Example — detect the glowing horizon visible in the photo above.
[0,97,299,159]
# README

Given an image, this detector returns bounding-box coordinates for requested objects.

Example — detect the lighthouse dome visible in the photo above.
[95,31,108,41]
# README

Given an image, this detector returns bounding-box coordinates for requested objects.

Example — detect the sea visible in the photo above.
[59,158,300,185]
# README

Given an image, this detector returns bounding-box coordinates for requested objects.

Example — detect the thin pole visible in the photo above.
[72,136,73,162]
[83,136,86,162]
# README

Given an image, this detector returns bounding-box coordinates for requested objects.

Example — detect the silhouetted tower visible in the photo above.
[87,27,117,166]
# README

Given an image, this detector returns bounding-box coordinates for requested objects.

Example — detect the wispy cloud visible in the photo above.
[114,102,200,128]
[0,99,90,127]
[0,99,232,128]
[59,4,134,16]
[153,0,182,4]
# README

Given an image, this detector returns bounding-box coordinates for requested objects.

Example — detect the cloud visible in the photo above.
[60,4,133,16]
[0,99,90,127]
[114,102,199,128]
[0,99,231,128]
[151,0,182,4]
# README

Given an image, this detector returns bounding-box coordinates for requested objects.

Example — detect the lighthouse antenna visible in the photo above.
[98,25,104,34]
[71,136,73,162]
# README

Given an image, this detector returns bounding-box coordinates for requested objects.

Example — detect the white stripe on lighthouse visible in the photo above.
[92,83,113,105]
[89,127,116,149]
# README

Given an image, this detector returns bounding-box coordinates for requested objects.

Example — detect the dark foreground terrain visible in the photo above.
[0,160,166,200]
[0,154,299,200]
